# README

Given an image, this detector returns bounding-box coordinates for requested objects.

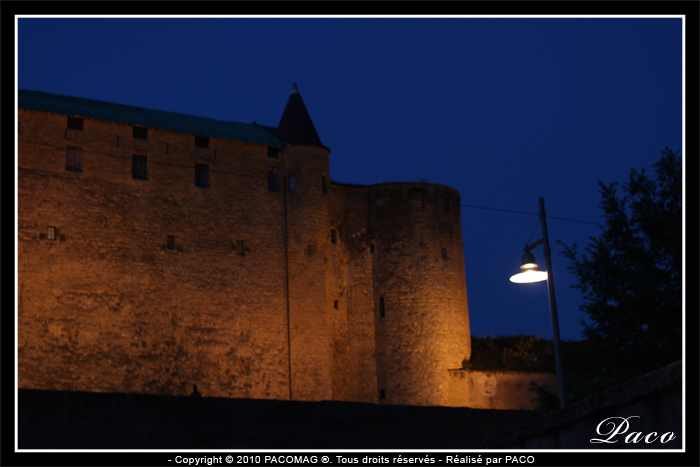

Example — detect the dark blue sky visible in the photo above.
[17,17,683,341]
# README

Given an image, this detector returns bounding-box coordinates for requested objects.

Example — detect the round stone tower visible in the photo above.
[369,183,471,406]
[275,84,334,401]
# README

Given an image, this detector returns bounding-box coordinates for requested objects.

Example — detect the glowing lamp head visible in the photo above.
[510,251,548,283]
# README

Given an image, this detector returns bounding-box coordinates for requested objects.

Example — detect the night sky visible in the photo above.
[16,16,683,341]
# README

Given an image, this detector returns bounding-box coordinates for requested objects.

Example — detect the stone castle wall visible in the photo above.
[368,184,471,406]
[18,107,480,408]
[282,145,334,401]
[18,109,292,399]
[326,183,378,403]
[447,369,558,410]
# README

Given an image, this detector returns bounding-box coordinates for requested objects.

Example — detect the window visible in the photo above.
[67,117,83,130]
[379,389,386,400]
[47,226,56,241]
[379,297,385,318]
[267,147,278,158]
[133,126,148,139]
[442,247,448,260]
[132,155,147,180]
[370,244,375,253]
[236,240,245,256]
[195,163,209,188]
[167,235,175,250]
[334,300,338,309]
[195,136,209,148]
[288,173,296,192]
[66,146,82,172]
[322,175,327,194]
[331,229,337,244]
[268,166,279,192]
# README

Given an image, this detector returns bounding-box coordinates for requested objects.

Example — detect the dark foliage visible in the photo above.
[529,381,560,414]
[464,334,555,373]
[559,148,682,382]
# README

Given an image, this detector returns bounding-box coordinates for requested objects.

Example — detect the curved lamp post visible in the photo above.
[510,197,568,409]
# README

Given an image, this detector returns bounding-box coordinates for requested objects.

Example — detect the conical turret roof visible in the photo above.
[275,83,327,149]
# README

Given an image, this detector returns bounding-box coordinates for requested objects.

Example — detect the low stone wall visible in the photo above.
[18,389,538,449]
[477,360,682,449]
[17,362,681,449]
[447,369,558,410]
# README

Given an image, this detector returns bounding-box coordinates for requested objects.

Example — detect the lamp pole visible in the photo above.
[538,197,568,409]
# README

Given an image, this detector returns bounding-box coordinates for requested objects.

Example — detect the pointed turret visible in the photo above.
[275,83,327,149]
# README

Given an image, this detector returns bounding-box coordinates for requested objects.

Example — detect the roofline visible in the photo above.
[18,89,288,148]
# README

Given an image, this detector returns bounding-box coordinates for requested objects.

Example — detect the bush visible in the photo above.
[464,335,555,373]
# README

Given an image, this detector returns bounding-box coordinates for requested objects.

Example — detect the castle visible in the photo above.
[18,85,553,409]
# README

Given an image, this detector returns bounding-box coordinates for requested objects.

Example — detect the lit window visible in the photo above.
[133,126,148,139]
[268,147,278,158]
[132,155,147,180]
[195,163,209,188]
[167,235,175,250]
[268,166,279,192]
[288,173,296,192]
[67,117,83,130]
[66,146,82,172]
[195,136,209,148]
[47,226,56,241]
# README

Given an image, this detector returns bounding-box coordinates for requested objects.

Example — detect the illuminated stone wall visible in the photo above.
[18,109,292,399]
[368,183,472,406]
[447,369,558,410]
[325,183,378,403]
[282,145,333,401]
[18,107,476,407]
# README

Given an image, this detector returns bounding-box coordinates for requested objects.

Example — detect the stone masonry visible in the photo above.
[18,85,512,408]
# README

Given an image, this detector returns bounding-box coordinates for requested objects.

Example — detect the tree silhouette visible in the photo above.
[560,148,682,378]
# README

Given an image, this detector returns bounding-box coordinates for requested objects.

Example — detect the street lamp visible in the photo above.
[510,197,568,409]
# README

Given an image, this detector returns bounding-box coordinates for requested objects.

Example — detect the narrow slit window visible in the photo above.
[331,229,337,244]
[442,247,448,260]
[47,226,56,241]
[370,244,375,253]
[167,235,175,250]
[268,166,279,192]
[322,175,327,194]
[379,389,386,399]
[195,136,209,148]
[66,146,83,172]
[133,126,148,139]
[236,240,245,256]
[195,163,209,188]
[334,300,339,309]
[267,147,278,158]
[379,297,385,318]
[67,117,83,130]
[132,155,147,180]
[288,173,296,192]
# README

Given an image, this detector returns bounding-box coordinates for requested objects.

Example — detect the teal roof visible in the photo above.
[18,90,287,148]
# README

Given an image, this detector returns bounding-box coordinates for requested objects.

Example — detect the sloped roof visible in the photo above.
[18,89,287,148]
[274,83,328,150]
